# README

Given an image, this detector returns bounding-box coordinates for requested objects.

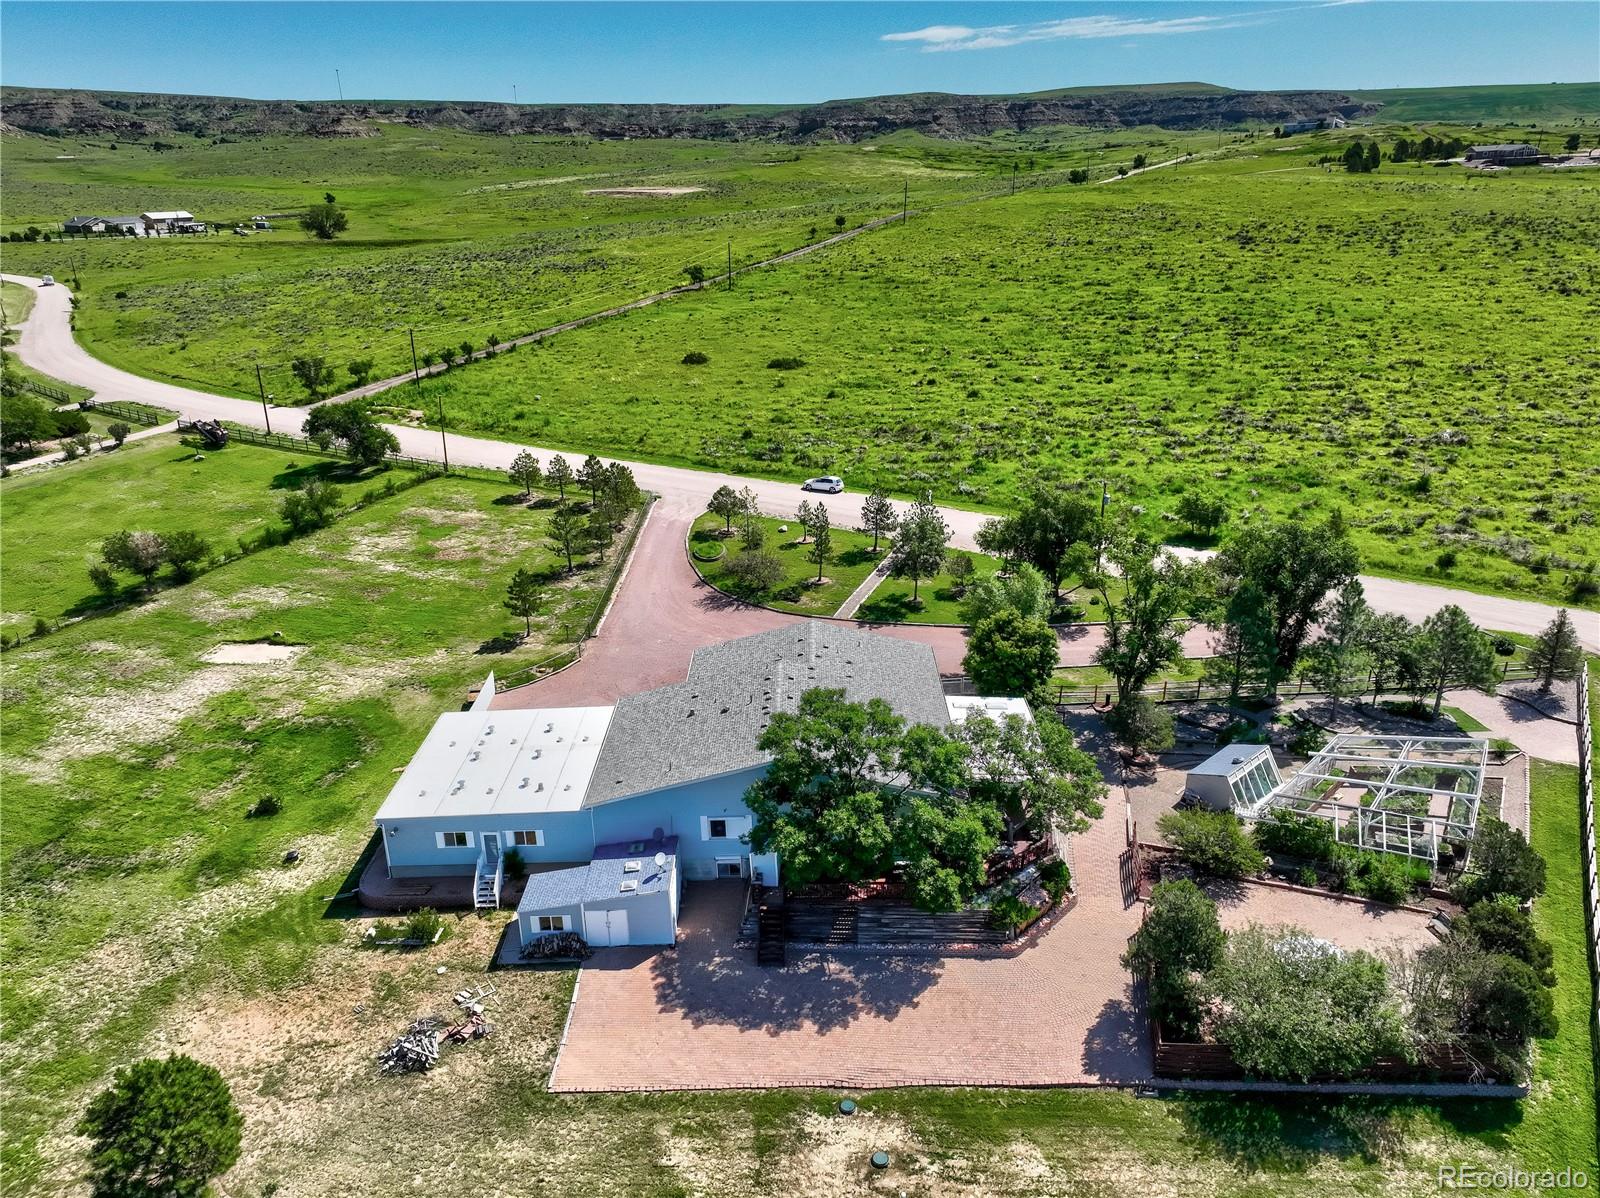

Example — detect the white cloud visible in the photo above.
[880,3,1359,52]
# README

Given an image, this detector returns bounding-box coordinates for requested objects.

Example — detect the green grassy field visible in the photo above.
[689,511,881,615]
[0,125,1201,401]
[407,146,1599,606]
[1350,82,1600,123]
[0,454,627,1192]
[0,433,334,635]
[1,279,36,325]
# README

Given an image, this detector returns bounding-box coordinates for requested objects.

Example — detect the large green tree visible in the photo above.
[958,562,1053,627]
[983,485,1101,601]
[1204,581,1276,704]
[1205,925,1408,1080]
[958,709,1106,838]
[707,484,744,533]
[1212,514,1361,694]
[1306,579,1371,720]
[858,486,898,553]
[745,689,1032,912]
[1361,611,1420,706]
[78,1054,242,1198]
[1094,537,1190,701]
[886,494,950,602]
[303,400,400,467]
[963,609,1058,700]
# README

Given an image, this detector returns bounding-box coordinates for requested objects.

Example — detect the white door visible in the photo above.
[583,907,629,947]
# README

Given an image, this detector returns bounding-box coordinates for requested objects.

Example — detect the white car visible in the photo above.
[39,274,54,286]
[802,475,844,494]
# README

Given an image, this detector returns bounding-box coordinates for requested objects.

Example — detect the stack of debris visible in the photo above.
[379,1016,444,1074]
[519,930,591,961]
[377,986,499,1075]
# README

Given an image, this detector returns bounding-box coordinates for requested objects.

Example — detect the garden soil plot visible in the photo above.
[421,159,1600,607]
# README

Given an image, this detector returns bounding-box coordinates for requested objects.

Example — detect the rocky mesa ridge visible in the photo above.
[0,84,1380,141]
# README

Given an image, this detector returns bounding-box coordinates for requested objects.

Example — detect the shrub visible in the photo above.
[1254,809,1335,861]
[1157,809,1266,878]
[766,356,805,371]
[989,894,1038,934]
[1121,880,1223,1040]
[404,907,444,943]
[79,1054,242,1198]
[1106,697,1175,755]
[1296,865,1318,888]
[724,547,783,592]
[1347,849,1417,904]
[1458,899,1555,986]
[1038,859,1071,904]
[681,350,710,365]
[1471,955,1558,1041]
[107,421,132,446]
[245,794,282,819]
[503,847,526,879]
[88,562,119,596]
[1453,818,1546,906]
[691,541,726,563]
[1286,717,1326,755]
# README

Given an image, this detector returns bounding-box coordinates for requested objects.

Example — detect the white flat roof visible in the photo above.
[374,705,614,823]
[945,695,1033,724]
[1189,742,1275,778]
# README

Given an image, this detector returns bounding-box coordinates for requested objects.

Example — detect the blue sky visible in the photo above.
[1,2,1594,103]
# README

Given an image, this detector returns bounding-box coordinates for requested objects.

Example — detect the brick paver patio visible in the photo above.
[549,794,1437,1092]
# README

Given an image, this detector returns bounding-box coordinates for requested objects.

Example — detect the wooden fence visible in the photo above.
[1577,667,1600,1081]
[947,660,1537,709]
[81,398,173,427]
[1151,1019,1507,1083]
[22,377,73,404]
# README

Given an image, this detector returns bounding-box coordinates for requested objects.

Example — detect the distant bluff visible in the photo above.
[0,85,1380,141]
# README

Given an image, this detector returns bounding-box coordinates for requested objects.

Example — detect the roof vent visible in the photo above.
[469,751,480,761]
[450,780,465,794]
[535,782,545,792]
[485,724,495,735]
[623,860,641,873]
[519,777,529,788]
[619,880,638,893]
[545,722,554,733]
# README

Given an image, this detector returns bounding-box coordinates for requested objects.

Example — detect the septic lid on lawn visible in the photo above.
[837,1099,856,1116]
[869,1151,890,1171]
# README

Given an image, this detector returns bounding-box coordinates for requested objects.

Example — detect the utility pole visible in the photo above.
[512,84,518,104]
[335,69,344,102]
[409,328,421,385]
[1011,163,1017,196]
[437,391,450,473]
[903,181,908,222]
[727,237,733,290]
[254,363,273,434]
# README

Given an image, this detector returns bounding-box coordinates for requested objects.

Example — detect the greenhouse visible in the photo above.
[1244,734,1488,864]
[1184,743,1283,812]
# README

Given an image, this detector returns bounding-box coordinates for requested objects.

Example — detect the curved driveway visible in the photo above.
[7,273,1595,666]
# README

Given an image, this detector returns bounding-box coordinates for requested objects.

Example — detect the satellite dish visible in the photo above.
[654,851,667,868]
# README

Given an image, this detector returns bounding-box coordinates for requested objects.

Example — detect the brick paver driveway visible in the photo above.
[549,797,1437,1092]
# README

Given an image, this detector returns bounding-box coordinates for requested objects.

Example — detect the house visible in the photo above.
[369,624,1004,950]
[1183,743,1281,812]
[1280,116,1347,135]
[104,216,143,235]
[139,210,197,235]
[62,216,106,235]
[1465,143,1541,164]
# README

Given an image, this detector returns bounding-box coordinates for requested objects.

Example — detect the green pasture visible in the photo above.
[0,433,326,634]
[411,156,1599,606]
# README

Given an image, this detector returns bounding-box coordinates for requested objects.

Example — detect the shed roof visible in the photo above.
[584,624,951,807]
[373,705,614,822]
[1189,742,1275,778]
[141,210,194,220]
[516,837,678,914]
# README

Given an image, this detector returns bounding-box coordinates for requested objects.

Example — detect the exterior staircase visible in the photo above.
[756,899,787,966]
[474,836,503,910]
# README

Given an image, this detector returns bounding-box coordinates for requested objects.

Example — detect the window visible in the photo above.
[536,915,567,933]
[716,860,744,878]
[702,815,751,841]
[707,818,727,839]
[510,829,543,847]
[439,831,470,849]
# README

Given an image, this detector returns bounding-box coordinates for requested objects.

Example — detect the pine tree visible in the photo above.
[1307,579,1371,721]
[1526,608,1583,692]
[548,503,584,573]
[859,486,899,553]
[1364,141,1381,172]
[887,494,951,603]
[503,567,543,637]
[795,499,816,544]
[806,503,831,582]
[545,454,573,501]
[576,454,605,506]
[507,450,541,499]
[1205,582,1277,704]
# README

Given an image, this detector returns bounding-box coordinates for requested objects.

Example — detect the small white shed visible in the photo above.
[1185,743,1281,813]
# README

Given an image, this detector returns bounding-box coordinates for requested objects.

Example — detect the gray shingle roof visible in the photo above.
[514,862,590,913]
[585,624,949,806]
[515,836,678,913]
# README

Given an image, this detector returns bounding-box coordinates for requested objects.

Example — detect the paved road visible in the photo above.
[7,272,1595,652]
